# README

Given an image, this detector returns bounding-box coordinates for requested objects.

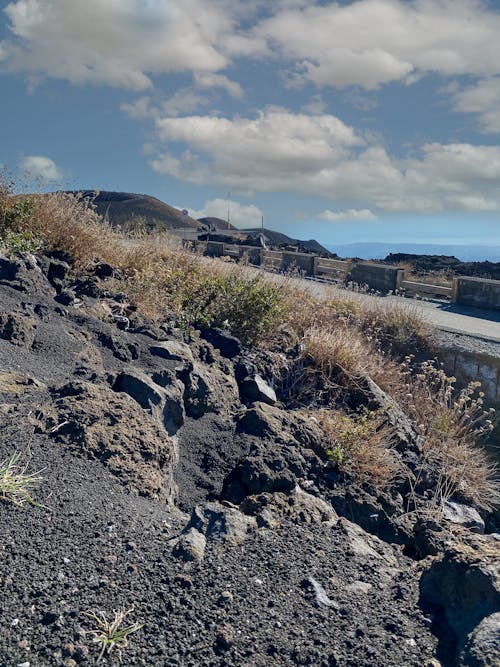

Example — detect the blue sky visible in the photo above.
[1,0,500,253]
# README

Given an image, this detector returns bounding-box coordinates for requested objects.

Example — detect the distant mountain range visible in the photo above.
[329,242,500,263]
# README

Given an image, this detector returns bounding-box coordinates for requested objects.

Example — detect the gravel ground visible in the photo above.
[0,253,493,667]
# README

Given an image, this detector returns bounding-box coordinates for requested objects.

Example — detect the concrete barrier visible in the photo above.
[349,262,404,293]
[400,280,453,299]
[206,241,225,257]
[262,250,283,270]
[453,276,500,311]
[281,251,316,276]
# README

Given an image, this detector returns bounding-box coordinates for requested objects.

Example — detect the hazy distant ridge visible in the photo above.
[329,242,500,263]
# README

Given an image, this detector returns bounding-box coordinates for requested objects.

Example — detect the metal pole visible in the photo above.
[227,192,230,230]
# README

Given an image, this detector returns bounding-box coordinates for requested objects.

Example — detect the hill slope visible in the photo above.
[67,190,200,230]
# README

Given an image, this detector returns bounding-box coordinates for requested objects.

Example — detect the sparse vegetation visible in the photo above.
[397,360,500,512]
[317,409,400,489]
[1,171,498,514]
[84,608,143,663]
[0,451,43,506]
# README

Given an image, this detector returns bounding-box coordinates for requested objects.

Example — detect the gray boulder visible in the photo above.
[420,532,500,658]
[188,501,257,546]
[149,340,194,365]
[173,528,207,562]
[459,612,500,667]
[239,374,277,405]
[443,501,485,534]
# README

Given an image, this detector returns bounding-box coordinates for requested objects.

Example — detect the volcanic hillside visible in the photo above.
[67,190,200,231]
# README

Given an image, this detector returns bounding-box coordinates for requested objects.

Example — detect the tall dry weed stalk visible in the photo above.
[399,359,499,512]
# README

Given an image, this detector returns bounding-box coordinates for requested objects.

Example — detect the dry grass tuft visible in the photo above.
[0,451,43,507]
[399,360,499,512]
[84,608,143,663]
[316,409,400,489]
[301,324,381,385]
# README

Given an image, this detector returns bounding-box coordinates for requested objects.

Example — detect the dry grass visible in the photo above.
[301,324,382,386]
[397,360,500,512]
[316,409,400,489]
[0,451,43,507]
[1,173,498,512]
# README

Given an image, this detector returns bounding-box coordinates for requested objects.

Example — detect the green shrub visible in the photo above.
[180,273,285,345]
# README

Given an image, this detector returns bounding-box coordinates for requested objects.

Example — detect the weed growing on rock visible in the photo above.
[84,608,143,663]
[317,409,400,489]
[0,451,43,507]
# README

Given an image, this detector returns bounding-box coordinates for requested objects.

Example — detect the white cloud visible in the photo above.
[255,0,500,90]
[4,0,500,96]
[19,155,62,181]
[301,95,326,115]
[151,107,365,191]
[319,208,377,221]
[148,107,500,213]
[452,77,500,133]
[191,198,263,228]
[194,72,243,98]
[1,0,239,89]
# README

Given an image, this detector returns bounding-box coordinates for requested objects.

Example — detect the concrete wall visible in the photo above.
[189,241,500,312]
[280,251,315,276]
[453,276,500,311]
[349,262,404,293]
[438,348,500,406]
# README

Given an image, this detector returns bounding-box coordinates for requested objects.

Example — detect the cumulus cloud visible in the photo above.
[319,208,377,221]
[148,108,500,212]
[255,0,500,89]
[0,0,240,89]
[151,107,365,191]
[19,155,62,181]
[452,77,500,133]
[4,0,500,96]
[191,198,263,228]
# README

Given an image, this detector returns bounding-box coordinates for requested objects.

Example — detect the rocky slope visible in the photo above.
[0,252,498,667]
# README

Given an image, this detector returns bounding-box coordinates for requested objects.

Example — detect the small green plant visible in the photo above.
[0,451,43,506]
[3,197,35,229]
[1,229,43,255]
[318,408,399,488]
[84,608,143,663]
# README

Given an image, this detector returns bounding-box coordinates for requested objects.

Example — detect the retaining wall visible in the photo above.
[453,276,500,311]
[188,240,500,311]
[349,262,404,293]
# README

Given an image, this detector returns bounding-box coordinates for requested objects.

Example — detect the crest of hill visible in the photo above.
[66,190,200,230]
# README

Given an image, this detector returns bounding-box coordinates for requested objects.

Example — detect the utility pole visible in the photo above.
[261,215,264,233]
[227,192,230,230]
